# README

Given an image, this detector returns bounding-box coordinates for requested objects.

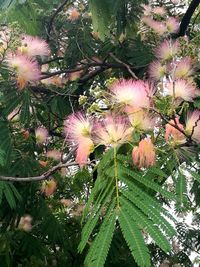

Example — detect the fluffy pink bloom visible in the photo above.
[166,17,179,33]
[165,79,196,102]
[0,29,10,53]
[110,79,153,111]
[64,112,93,143]
[172,57,193,79]
[156,40,179,61]
[94,115,132,147]
[185,110,200,142]
[142,17,166,35]
[64,112,94,166]
[165,118,186,145]
[132,138,156,168]
[7,54,41,89]
[141,4,152,16]
[35,127,48,144]
[152,6,166,15]
[128,110,155,131]
[68,8,80,21]
[41,179,57,197]
[75,137,94,166]
[18,35,50,58]
[46,150,61,161]
[149,60,166,80]
[18,215,32,232]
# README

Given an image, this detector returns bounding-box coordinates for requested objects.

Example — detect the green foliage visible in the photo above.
[118,208,151,267]
[0,0,199,266]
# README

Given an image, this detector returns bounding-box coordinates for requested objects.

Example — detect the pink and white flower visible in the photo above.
[165,79,196,102]
[185,110,200,142]
[156,40,179,61]
[165,118,186,145]
[68,8,80,21]
[166,17,179,33]
[18,35,50,58]
[172,57,193,79]
[152,6,166,15]
[35,127,49,144]
[93,115,132,147]
[110,79,153,112]
[41,179,57,197]
[149,60,166,80]
[6,54,41,89]
[142,17,166,35]
[18,215,32,232]
[132,138,156,168]
[128,110,155,131]
[46,150,61,161]
[64,112,93,143]
[64,112,94,166]
[76,137,94,166]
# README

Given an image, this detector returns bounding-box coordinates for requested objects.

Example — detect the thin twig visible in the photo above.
[0,161,77,182]
[109,53,138,79]
[46,0,70,42]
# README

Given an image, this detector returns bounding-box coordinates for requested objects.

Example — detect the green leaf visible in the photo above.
[119,166,175,201]
[120,196,171,253]
[176,171,188,207]
[3,183,17,209]
[119,208,151,267]
[85,203,116,267]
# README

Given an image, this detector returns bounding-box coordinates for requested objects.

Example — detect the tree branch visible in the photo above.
[46,0,70,42]
[0,161,78,182]
[177,0,200,37]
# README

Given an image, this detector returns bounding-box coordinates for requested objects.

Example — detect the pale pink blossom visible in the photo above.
[110,79,153,111]
[0,29,10,53]
[166,17,179,33]
[68,70,82,81]
[132,138,156,168]
[142,17,166,35]
[141,4,152,16]
[6,54,41,89]
[185,110,200,142]
[68,8,80,21]
[93,115,132,147]
[165,118,186,145]
[46,150,61,161]
[64,112,93,144]
[75,137,94,166]
[165,79,196,102]
[156,40,179,61]
[64,112,94,166]
[172,57,193,79]
[18,35,50,58]
[41,179,57,197]
[149,60,166,80]
[18,215,32,232]
[128,110,155,131]
[35,127,48,144]
[152,6,166,15]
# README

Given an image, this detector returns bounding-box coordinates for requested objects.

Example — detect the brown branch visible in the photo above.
[41,61,145,81]
[176,0,200,37]
[0,161,78,182]
[46,0,70,42]
[109,53,138,79]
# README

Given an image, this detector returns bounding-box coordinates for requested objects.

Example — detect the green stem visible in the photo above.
[114,147,120,211]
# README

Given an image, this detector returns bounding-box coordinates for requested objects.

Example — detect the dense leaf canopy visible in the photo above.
[0,0,200,266]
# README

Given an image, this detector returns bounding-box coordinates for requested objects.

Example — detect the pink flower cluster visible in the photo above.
[142,4,179,35]
[148,39,197,104]
[64,79,158,168]
[64,72,200,168]
[6,34,50,89]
